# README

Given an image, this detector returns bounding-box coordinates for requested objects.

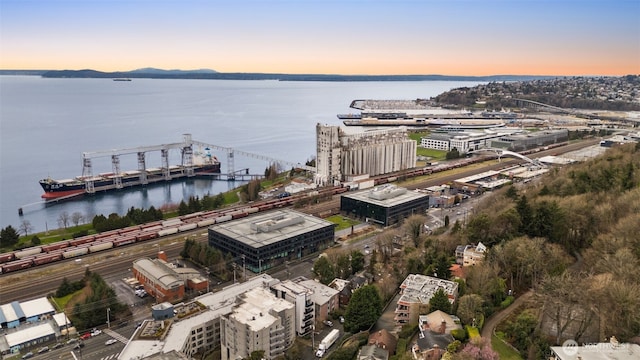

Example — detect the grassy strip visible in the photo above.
[491,334,523,360]
[325,215,360,232]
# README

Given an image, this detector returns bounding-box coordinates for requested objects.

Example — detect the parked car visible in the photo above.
[80,332,91,340]
[37,346,49,354]
[73,342,85,350]
[323,320,333,327]
[51,343,64,350]
[21,352,34,359]
[66,338,78,345]
[105,339,118,346]
[91,328,102,336]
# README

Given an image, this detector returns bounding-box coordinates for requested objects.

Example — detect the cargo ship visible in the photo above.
[40,151,221,199]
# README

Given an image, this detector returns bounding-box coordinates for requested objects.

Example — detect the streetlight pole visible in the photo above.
[107,308,111,328]
[206,269,210,293]
[242,254,246,281]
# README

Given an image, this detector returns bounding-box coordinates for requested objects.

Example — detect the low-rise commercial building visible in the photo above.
[340,185,429,226]
[490,129,568,152]
[208,209,335,273]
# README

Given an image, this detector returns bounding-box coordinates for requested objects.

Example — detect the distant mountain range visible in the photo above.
[0,68,557,82]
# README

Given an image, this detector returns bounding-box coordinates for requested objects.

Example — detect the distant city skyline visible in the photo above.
[1,0,638,76]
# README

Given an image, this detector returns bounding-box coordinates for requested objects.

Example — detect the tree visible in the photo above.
[177,200,190,215]
[504,309,537,353]
[57,211,71,229]
[344,285,382,333]
[453,337,498,360]
[19,220,34,237]
[313,256,335,285]
[403,215,426,247]
[246,350,265,360]
[429,288,452,313]
[335,253,351,279]
[71,211,84,226]
[456,294,484,326]
[0,225,20,246]
[31,235,41,246]
[350,250,364,274]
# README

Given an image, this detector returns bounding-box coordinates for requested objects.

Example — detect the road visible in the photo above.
[0,140,599,359]
[481,290,534,339]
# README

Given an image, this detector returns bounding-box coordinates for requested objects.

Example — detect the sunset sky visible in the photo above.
[1,0,638,76]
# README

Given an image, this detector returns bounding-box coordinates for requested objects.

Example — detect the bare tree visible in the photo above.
[71,212,84,227]
[19,220,34,237]
[457,294,484,326]
[402,214,427,247]
[57,211,70,229]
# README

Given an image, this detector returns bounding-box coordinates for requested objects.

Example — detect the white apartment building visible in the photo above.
[220,287,295,360]
[271,280,315,336]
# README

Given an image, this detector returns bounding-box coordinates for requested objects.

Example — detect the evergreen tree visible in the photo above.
[429,288,452,313]
[313,256,335,285]
[0,225,20,246]
[515,195,533,235]
[344,285,382,333]
[350,250,365,274]
[178,200,190,216]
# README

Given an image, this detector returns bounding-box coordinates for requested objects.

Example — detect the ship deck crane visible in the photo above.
[80,135,316,191]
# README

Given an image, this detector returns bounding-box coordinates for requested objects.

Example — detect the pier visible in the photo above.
[22,134,316,214]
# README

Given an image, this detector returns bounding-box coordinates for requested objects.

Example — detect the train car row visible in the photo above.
[0,185,349,274]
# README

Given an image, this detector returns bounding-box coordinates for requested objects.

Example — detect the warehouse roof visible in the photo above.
[20,297,55,319]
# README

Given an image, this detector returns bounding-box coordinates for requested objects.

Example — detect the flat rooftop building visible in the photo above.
[208,209,335,272]
[550,340,640,360]
[395,274,458,325]
[118,275,280,360]
[340,185,429,226]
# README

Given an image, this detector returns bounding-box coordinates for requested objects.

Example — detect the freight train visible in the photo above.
[1,142,566,275]
[0,185,349,274]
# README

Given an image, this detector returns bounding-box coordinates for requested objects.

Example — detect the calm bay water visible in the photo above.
[0,76,483,233]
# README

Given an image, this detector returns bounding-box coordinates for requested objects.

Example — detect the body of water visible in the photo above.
[0,76,484,233]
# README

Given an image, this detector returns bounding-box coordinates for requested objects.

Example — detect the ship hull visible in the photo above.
[40,164,221,199]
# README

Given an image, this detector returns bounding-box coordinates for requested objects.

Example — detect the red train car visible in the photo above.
[0,252,15,264]
[69,235,96,247]
[33,253,63,265]
[41,241,70,253]
[135,232,157,242]
[113,236,137,247]
[1,259,34,273]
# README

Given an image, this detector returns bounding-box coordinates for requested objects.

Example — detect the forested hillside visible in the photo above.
[461,142,640,356]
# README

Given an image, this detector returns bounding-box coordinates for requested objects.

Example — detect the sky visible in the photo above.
[0,0,638,76]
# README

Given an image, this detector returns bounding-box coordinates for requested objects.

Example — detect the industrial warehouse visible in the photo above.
[419,128,569,153]
[340,185,429,226]
[207,209,335,273]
